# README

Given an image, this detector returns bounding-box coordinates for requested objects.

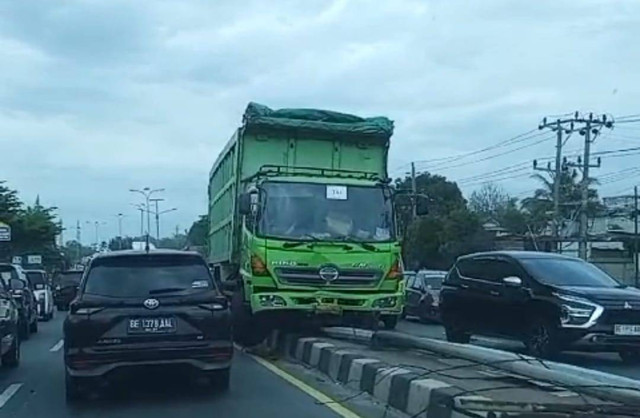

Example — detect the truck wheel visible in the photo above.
[444,317,470,344]
[525,318,559,358]
[381,315,399,330]
[231,290,267,347]
[1,334,20,368]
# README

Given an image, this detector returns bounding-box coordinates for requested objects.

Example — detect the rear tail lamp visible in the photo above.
[251,255,269,276]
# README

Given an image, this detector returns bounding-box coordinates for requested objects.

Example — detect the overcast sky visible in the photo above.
[2,0,639,244]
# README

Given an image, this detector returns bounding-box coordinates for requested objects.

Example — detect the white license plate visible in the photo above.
[614,324,640,336]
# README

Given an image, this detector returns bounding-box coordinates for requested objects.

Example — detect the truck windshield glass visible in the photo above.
[521,258,620,288]
[257,182,394,242]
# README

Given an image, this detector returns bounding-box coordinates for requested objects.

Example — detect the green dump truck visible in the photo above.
[208,103,405,345]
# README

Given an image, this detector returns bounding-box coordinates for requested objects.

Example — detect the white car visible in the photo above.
[25,270,55,321]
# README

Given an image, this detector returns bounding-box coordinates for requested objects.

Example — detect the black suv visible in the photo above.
[63,250,233,402]
[440,251,640,362]
[0,274,20,367]
[54,270,83,311]
[0,264,38,339]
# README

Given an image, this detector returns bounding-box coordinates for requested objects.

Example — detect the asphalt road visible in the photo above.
[0,314,345,418]
[398,318,640,380]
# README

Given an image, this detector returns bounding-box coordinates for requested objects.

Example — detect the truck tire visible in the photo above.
[1,334,20,368]
[381,315,399,330]
[231,289,267,347]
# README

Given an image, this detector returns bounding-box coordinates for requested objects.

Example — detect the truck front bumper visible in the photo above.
[249,290,403,316]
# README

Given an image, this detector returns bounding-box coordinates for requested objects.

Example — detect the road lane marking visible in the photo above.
[50,339,64,352]
[244,349,361,418]
[0,384,23,408]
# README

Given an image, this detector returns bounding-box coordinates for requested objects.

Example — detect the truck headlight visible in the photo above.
[373,296,397,308]
[555,293,603,328]
[258,294,286,307]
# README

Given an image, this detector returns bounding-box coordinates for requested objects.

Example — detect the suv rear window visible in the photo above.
[59,272,83,287]
[26,272,46,285]
[84,255,214,298]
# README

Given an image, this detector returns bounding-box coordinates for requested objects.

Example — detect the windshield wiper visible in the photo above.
[148,287,188,295]
[334,235,377,252]
[282,235,353,250]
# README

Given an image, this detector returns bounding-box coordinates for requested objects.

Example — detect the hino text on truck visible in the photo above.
[208,103,413,345]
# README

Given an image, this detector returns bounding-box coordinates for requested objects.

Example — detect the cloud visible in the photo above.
[1,0,639,242]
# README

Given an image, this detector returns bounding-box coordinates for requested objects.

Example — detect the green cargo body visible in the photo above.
[208,103,403,342]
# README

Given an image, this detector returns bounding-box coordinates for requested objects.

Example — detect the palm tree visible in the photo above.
[522,170,601,234]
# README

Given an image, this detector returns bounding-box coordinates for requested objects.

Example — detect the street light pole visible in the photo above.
[129,187,164,245]
[150,198,165,241]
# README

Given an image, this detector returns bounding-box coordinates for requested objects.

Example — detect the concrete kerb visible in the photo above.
[271,332,479,418]
[373,330,640,406]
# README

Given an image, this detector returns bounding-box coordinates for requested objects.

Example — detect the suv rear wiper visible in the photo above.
[149,287,188,295]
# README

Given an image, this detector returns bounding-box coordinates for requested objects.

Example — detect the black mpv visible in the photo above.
[63,250,233,402]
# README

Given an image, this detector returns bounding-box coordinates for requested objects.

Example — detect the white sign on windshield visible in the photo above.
[27,255,42,265]
[326,185,348,200]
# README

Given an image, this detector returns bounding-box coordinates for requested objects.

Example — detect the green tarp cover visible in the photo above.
[243,102,394,138]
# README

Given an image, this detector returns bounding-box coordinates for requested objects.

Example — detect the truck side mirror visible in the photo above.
[239,193,252,215]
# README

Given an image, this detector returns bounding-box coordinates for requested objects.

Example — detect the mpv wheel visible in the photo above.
[525,319,559,358]
[619,350,640,364]
[65,372,85,403]
[444,318,471,344]
[208,368,230,391]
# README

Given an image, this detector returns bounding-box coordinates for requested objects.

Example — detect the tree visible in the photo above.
[469,183,529,234]
[187,215,208,247]
[0,181,22,224]
[521,170,601,234]
[394,173,490,270]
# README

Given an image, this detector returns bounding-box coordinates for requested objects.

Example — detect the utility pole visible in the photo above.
[75,220,81,262]
[633,186,640,287]
[129,187,164,249]
[115,213,124,250]
[536,118,571,252]
[540,112,612,260]
[131,204,145,238]
[411,162,417,219]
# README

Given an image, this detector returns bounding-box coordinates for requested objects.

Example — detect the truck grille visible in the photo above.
[275,267,382,287]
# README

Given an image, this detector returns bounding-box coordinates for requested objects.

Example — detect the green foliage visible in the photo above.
[395,173,491,270]
[469,183,529,234]
[0,182,64,270]
[108,236,134,251]
[187,215,208,247]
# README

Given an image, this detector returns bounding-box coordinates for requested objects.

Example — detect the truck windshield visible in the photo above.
[257,182,394,242]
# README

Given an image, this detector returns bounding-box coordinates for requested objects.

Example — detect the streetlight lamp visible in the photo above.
[129,187,164,240]
[150,198,165,241]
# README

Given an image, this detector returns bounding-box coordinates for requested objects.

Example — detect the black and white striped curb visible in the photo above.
[265,333,487,418]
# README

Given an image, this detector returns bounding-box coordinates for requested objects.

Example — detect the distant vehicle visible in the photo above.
[404,270,447,322]
[63,250,233,402]
[440,251,640,362]
[0,273,20,367]
[0,264,38,339]
[25,270,55,321]
[53,270,83,311]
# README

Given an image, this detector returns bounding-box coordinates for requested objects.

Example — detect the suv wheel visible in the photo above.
[619,349,640,364]
[1,334,20,367]
[65,372,85,403]
[444,318,471,343]
[208,368,230,391]
[19,320,30,340]
[525,319,559,358]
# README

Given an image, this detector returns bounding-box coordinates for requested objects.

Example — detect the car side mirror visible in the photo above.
[503,276,522,287]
